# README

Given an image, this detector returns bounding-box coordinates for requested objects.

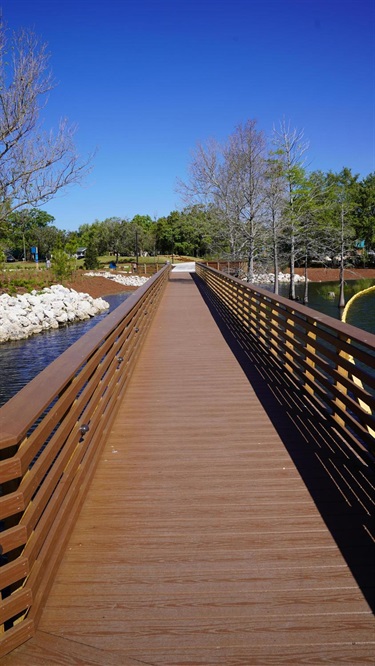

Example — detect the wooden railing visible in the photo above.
[0,265,170,657]
[200,260,247,277]
[196,263,375,461]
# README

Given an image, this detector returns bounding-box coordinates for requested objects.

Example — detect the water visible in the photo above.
[346,289,375,334]
[259,278,375,334]
[0,292,131,407]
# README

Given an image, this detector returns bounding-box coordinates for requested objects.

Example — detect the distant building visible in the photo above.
[75,247,87,259]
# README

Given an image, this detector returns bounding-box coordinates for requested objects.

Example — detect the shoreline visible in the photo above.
[3,267,375,301]
[293,267,375,283]
[66,267,375,299]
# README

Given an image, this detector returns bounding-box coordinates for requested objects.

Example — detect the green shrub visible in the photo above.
[84,241,99,270]
[51,249,75,281]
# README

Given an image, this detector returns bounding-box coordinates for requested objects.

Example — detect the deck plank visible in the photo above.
[4,272,374,665]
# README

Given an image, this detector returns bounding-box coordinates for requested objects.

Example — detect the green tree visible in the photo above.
[354,173,375,250]
[34,224,66,260]
[51,249,74,281]
[156,213,177,254]
[131,215,153,231]
[319,169,359,306]
[84,236,99,270]
[7,208,55,259]
[64,232,81,257]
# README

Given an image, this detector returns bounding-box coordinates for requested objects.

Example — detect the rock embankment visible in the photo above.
[251,272,307,284]
[84,271,150,288]
[0,285,109,343]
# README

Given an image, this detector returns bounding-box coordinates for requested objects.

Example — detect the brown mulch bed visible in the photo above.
[293,267,375,282]
[64,275,137,298]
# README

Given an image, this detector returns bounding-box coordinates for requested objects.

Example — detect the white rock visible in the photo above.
[84,271,149,287]
[0,285,109,343]
[247,271,308,285]
[56,312,68,323]
[43,309,55,319]
[24,293,39,306]
[79,300,95,315]
[51,300,65,312]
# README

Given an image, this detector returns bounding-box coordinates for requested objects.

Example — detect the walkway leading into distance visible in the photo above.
[171,261,196,272]
[4,272,374,665]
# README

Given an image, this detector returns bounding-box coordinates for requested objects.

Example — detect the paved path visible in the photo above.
[171,261,196,272]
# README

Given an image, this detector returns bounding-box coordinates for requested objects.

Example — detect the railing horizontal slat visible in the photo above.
[196,263,375,460]
[0,265,170,658]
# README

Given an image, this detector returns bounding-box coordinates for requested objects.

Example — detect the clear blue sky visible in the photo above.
[3,0,374,231]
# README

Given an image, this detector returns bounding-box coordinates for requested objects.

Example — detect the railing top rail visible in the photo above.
[196,262,375,350]
[0,265,170,449]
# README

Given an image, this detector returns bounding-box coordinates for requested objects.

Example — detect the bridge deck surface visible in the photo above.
[4,272,374,665]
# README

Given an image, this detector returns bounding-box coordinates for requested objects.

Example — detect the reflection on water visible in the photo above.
[0,292,131,407]
[344,288,375,334]
[260,279,375,334]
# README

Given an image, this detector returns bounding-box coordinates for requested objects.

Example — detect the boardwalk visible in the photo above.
[3,271,374,665]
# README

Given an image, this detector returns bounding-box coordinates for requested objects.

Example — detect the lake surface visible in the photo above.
[0,279,374,408]
[260,278,375,335]
[0,292,131,407]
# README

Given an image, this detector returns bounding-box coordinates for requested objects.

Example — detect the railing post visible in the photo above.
[304,320,317,396]
[284,309,296,376]
[333,333,351,429]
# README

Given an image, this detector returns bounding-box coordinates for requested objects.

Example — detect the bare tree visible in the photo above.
[272,120,309,299]
[263,156,286,294]
[178,138,242,258]
[178,120,267,274]
[224,120,267,281]
[0,24,93,225]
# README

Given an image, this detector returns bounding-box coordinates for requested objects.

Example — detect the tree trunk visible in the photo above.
[303,254,309,304]
[273,230,279,295]
[289,231,296,300]
[338,204,345,309]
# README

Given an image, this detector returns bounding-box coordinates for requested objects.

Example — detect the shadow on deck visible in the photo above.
[192,273,375,610]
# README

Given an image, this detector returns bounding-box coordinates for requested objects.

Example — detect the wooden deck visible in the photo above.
[3,271,375,665]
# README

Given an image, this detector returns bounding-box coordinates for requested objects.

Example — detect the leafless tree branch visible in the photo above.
[0,24,93,222]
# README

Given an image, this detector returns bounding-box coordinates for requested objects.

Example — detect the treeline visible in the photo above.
[1,209,216,262]
[2,120,374,299]
[178,119,375,298]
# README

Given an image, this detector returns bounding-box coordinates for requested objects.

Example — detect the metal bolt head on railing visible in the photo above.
[79,424,90,436]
